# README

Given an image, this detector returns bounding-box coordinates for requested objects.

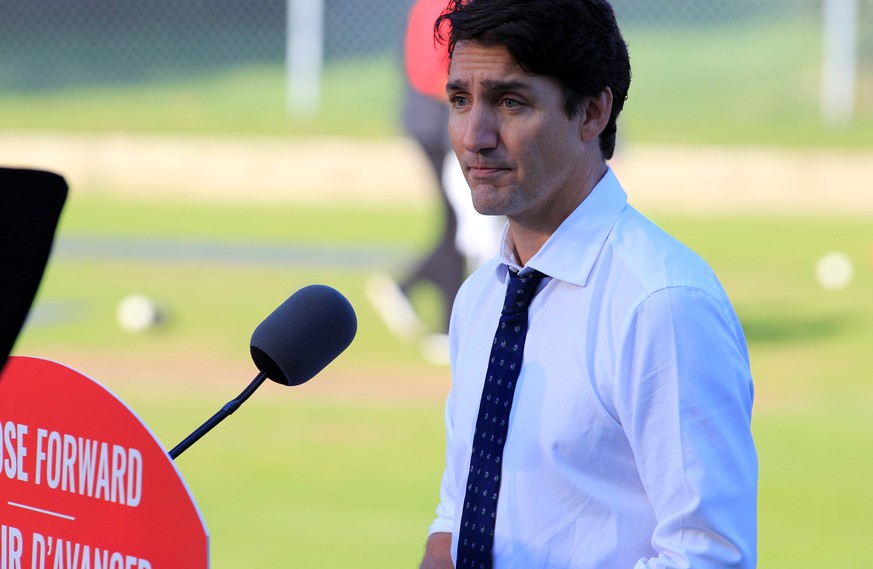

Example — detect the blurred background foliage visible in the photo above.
[1,0,872,145]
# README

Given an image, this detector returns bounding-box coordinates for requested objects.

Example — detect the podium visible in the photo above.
[0,356,209,568]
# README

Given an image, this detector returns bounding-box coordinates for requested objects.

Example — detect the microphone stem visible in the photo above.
[169,371,269,460]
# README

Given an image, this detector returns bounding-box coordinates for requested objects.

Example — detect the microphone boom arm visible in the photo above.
[169,371,269,460]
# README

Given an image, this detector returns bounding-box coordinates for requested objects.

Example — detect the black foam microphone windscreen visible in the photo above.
[1,167,68,373]
[250,285,357,386]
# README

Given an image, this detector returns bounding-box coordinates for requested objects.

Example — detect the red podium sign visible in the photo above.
[0,356,208,568]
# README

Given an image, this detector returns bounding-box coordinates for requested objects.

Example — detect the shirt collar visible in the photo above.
[496,166,628,287]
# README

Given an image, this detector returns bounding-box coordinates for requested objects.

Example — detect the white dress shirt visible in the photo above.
[429,168,757,568]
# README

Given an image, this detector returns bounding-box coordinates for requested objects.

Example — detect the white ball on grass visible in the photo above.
[815,251,853,290]
[116,294,163,332]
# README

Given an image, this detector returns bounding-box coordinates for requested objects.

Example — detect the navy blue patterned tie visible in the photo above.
[456,269,545,569]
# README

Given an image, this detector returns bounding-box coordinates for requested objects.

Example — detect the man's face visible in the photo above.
[446,41,593,232]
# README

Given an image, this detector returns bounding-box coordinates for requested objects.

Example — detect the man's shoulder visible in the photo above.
[607,205,724,299]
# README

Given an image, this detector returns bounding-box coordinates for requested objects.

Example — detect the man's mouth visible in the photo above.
[467,164,510,178]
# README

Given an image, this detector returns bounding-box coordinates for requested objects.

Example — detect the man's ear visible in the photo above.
[580,87,613,142]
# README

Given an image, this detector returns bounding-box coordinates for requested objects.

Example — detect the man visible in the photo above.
[420,1,757,568]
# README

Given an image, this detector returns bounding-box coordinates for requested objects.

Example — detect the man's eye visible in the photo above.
[450,95,470,107]
[501,98,522,109]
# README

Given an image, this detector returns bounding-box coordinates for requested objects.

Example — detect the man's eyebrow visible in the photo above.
[445,78,532,93]
[481,79,531,93]
[446,78,468,92]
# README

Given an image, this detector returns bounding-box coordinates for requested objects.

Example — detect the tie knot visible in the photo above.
[502,270,545,314]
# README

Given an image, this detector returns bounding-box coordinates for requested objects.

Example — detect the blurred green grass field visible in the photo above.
[11,193,873,568]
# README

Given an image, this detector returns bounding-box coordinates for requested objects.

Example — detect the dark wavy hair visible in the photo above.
[436,0,631,160]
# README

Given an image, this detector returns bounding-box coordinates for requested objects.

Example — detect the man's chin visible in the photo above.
[471,190,509,217]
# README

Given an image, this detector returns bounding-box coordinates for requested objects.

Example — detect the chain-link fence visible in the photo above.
[0,0,290,90]
[1,0,871,140]
[0,0,412,91]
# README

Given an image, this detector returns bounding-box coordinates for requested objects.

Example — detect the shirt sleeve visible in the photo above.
[613,286,758,568]
[429,285,468,537]
[429,387,458,536]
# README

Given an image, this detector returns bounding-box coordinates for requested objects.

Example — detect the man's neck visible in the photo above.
[508,162,608,266]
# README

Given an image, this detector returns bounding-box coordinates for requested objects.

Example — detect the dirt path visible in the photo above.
[2,131,872,214]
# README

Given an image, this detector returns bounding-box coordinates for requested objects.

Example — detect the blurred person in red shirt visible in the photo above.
[368,0,502,363]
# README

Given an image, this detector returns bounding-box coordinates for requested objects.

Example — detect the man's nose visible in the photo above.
[461,104,499,153]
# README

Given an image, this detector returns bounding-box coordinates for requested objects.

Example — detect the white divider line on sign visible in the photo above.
[7,501,76,521]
